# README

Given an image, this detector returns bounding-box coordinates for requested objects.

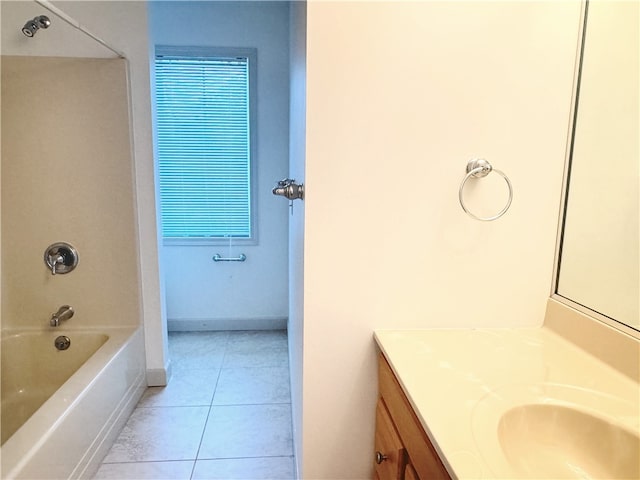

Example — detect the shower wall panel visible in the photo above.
[1,56,140,329]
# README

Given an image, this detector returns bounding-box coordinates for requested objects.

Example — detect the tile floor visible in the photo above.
[93,330,295,480]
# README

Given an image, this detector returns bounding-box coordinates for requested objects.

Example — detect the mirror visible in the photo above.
[555,1,639,334]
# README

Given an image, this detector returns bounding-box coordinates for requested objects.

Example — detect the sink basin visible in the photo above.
[498,404,640,479]
[471,384,640,479]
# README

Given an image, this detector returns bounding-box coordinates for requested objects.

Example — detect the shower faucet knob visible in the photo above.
[44,242,79,275]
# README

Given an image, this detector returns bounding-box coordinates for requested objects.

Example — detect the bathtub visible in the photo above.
[0,327,146,479]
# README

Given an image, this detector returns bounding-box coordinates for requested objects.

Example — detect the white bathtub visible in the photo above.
[0,327,146,479]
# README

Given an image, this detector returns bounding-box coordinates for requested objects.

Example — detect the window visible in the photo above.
[154,47,257,243]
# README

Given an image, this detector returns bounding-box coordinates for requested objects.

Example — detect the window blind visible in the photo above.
[155,54,252,239]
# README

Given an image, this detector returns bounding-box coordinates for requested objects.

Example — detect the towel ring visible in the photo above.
[458,158,513,221]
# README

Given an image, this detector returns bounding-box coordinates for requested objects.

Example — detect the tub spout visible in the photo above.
[50,305,74,327]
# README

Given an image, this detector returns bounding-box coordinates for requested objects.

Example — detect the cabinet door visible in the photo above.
[404,463,419,480]
[378,355,451,479]
[374,399,406,480]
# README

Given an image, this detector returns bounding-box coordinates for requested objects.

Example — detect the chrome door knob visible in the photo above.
[272,178,304,200]
[375,451,388,464]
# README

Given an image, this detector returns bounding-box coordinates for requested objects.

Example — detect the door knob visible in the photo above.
[272,178,304,201]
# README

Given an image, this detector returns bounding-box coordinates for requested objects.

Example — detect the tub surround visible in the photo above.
[374,303,640,479]
[1,56,140,334]
[1,44,147,480]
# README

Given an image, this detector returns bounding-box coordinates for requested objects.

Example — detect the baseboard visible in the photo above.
[168,317,287,332]
[146,361,171,387]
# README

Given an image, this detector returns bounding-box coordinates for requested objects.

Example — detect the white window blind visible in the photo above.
[155,50,254,240]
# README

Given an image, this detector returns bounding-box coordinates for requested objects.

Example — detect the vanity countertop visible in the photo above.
[374,327,640,479]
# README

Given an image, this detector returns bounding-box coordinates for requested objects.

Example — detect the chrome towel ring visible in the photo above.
[458,158,513,221]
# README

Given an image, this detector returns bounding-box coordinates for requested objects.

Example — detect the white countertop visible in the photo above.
[374,328,640,479]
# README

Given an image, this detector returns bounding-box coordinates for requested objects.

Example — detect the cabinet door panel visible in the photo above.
[405,463,420,480]
[374,399,406,480]
[378,354,451,480]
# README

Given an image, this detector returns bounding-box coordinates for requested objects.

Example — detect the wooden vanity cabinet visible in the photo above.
[374,354,451,480]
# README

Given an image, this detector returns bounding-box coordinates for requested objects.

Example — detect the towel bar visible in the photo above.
[212,253,247,262]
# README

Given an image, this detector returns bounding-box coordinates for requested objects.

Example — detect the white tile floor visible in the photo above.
[93,330,295,480]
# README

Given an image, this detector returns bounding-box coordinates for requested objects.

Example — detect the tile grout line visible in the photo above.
[188,332,230,480]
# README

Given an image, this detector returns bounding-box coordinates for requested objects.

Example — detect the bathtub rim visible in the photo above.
[1,328,111,445]
[0,325,143,478]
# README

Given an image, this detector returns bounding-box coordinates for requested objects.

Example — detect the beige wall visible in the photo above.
[302,1,582,477]
[1,56,139,329]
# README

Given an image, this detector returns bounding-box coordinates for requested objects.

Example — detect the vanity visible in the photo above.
[372,2,639,477]
[373,300,640,479]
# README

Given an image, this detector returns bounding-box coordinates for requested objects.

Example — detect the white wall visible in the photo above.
[148,1,290,331]
[0,1,113,58]
[302,1,582,477]
[288,1,306,476]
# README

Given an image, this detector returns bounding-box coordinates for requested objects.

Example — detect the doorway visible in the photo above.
[98,1,305,479]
